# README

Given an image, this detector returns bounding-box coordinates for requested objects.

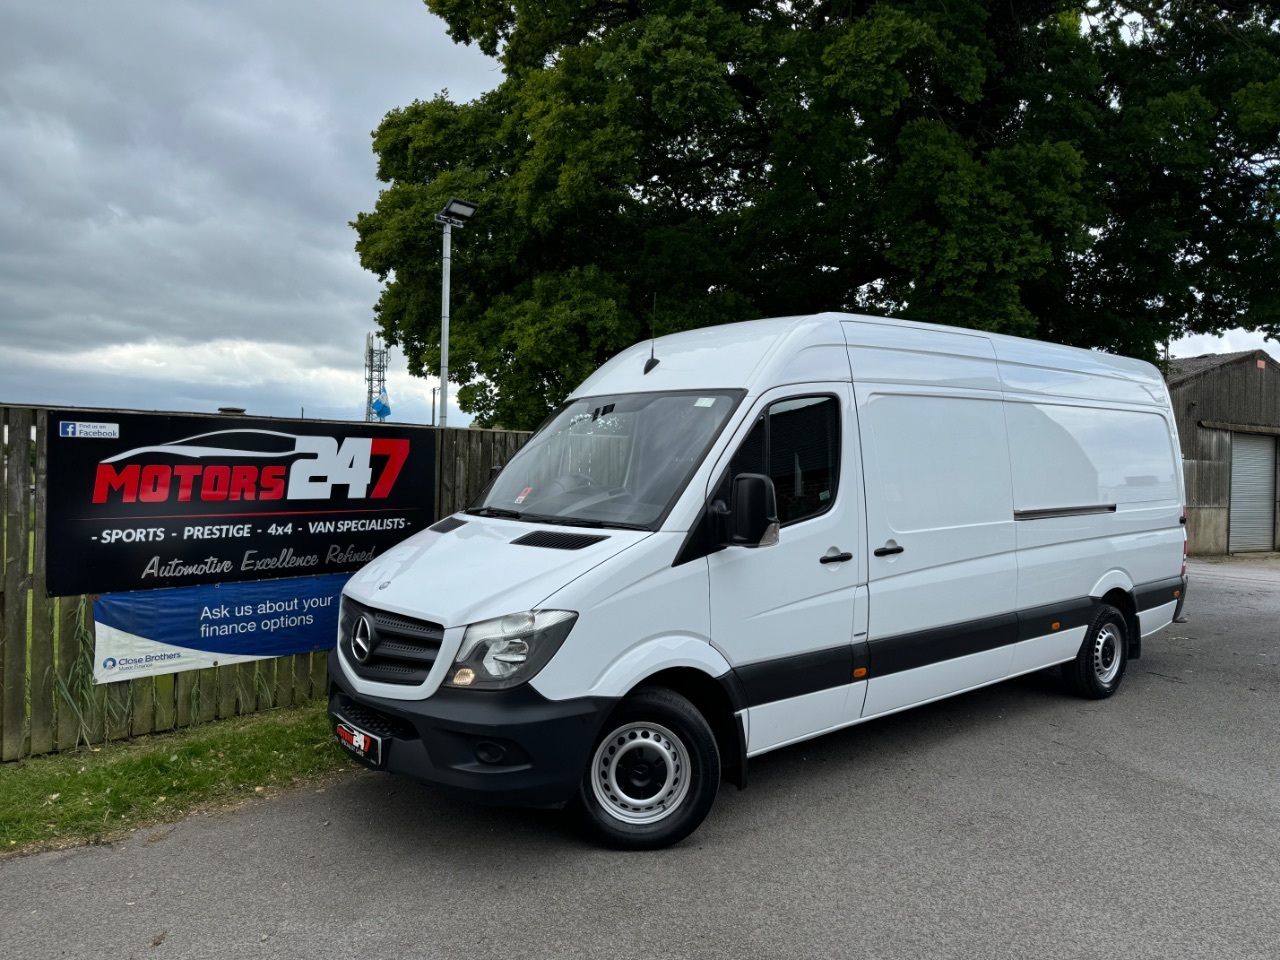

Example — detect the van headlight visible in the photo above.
[444,610,578,690]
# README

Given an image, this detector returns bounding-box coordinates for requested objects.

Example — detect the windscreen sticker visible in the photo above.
[515,486,532,504]
[694,397,716,408]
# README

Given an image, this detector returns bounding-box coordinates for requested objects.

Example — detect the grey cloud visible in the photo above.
[0,0,495,421]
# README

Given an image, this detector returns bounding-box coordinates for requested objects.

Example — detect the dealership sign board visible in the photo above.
[46,411,435,596]
[93,574,347,683]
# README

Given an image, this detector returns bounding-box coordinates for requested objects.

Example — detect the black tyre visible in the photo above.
[577,687,720,850]
[1063,603,1129,699]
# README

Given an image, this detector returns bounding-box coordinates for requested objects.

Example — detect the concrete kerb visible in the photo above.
[1188,553,1280,568]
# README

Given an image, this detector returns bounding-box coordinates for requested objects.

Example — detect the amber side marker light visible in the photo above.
[1174,590,1181,599]
[1051,621,1061,631]
[853,667,868,679]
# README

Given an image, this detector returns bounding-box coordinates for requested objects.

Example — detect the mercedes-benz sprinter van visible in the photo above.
[329,313,1188,849]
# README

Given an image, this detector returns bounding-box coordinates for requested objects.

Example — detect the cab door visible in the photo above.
[707,383,868,755]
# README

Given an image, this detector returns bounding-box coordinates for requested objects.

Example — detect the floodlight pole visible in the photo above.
[439,219,452,429]
[435,198,477,431]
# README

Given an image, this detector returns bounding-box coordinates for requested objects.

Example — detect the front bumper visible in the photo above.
[327,650,616,808]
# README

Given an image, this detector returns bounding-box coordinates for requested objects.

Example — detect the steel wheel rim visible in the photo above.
[590,721,691,825]
[1093,623,1123,685]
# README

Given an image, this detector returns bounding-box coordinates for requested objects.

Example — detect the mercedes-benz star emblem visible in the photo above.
[351,615,376,664]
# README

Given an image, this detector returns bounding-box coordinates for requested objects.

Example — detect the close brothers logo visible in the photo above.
[102,657,117,670]
[89,429,411,504]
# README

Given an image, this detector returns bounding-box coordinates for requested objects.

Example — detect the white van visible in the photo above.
[329,312,1188,849]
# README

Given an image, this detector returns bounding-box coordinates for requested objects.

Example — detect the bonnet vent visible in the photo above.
[511,531,609,550]
[429,516,468,533]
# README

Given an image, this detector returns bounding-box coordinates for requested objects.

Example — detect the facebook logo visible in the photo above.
[57,420,118,438]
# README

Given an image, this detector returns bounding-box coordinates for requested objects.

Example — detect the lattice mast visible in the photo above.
[364,332,389,422]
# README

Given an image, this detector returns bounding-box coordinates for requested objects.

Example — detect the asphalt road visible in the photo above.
[2,558,1278,960]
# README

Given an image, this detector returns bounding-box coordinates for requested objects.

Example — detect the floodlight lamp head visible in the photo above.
[437,197,478,227]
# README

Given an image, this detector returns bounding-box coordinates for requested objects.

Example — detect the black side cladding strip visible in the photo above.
[737,645,853,707]
[735,577,1182,699]
[1017,596,1099,641]
[869,612,1019,677]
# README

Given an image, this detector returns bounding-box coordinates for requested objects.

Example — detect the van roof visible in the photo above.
[570,312,1164,399]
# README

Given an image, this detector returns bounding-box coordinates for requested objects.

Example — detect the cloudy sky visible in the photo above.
[0,1,1275,428]
[0,0,498,424]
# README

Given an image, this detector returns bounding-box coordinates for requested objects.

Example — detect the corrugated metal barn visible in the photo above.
[1167,350,1280,554]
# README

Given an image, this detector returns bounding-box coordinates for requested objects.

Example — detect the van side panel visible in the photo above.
[1140,601,1179,637]
[993,339,1169,406]
[845,322,1002,392]
[1004,398,1184,635]
[745,684,865,757]
[1008,626,1087,676]
[862,646,1016,718]
[1003,402,1180,515]
[854,377,1019,715]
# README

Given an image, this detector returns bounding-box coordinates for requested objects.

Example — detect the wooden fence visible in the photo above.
[0,405,529,762]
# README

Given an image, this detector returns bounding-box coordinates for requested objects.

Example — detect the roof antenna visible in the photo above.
[644,293,660,374]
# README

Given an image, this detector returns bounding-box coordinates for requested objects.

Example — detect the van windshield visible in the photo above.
[469,390,742,530]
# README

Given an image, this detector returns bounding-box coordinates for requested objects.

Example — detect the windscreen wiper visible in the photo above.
[464,506,523,520]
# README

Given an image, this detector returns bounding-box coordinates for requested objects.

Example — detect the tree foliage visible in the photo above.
[353,1,1280,429]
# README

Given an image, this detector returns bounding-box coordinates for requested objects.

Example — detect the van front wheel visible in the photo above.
[1064,603,1129,699]
[577,687,720,850]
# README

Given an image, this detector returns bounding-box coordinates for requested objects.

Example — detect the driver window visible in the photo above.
[717,396,840,525]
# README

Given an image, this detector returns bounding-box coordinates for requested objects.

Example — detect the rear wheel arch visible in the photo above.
[1101,587,1141,660]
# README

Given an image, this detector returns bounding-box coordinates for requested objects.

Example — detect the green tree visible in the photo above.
[353,1,1280,429]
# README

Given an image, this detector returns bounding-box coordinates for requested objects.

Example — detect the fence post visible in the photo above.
[30,411,55,755]
[2,407,33,760]
[55,597,82,750]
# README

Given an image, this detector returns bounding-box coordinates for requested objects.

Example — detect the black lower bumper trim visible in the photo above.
[1135,575,1186,613]
[328,651,616,808]
[1172,575,1188,622]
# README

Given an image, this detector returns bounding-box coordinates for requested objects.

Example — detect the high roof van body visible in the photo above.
[329,313,1188,848]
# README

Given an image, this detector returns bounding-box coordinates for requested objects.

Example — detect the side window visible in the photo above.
[717,396,840,525]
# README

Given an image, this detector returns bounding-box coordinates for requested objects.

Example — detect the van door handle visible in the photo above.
[819,552,853,564]
[873,545,905,557]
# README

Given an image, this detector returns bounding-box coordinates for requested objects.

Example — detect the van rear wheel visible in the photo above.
[1063,603,1129,699]
[577,687,719,850]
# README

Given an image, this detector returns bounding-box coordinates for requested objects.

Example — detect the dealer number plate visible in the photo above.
[334,719,383,766]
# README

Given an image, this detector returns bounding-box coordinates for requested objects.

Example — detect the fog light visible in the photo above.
[452,667,475,686]
[475,741,507,765]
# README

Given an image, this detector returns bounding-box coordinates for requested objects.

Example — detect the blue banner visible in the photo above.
[93,574,347,683]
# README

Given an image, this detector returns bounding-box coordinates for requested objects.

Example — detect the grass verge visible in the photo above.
[0,703,351,857]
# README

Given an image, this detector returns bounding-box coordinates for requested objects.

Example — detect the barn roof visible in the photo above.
[1166,350,1273,386]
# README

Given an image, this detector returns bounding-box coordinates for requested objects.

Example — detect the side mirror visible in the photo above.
[729,474,779,547]
[489,464,503,482]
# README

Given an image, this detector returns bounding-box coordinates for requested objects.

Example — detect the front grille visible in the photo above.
[340,597,444,686]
